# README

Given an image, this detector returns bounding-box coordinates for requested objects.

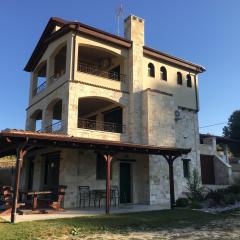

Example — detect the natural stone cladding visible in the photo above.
[23,14,203,209]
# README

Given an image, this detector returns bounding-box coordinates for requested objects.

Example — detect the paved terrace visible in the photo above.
[1,204,169,223]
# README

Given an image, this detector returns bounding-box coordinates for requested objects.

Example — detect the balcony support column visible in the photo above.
[103,153,113,214]
[163,154,180,210]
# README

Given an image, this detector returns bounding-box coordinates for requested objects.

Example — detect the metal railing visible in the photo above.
[77,62,128,83]
[33,81,46,96]
[44,121,63,133]
[49,70,66,83]
[78,118,125,133]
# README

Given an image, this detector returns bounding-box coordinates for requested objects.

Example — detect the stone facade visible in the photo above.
[22,15,205,208]
[199,136,233,186]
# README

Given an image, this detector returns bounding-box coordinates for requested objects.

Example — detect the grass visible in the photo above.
[0,209,239,240]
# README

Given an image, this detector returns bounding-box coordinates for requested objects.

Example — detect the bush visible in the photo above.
[236,193,240,201]
[205,184,240,206]
[190,201,202,209]
[227,184,240,194]
[206,189,225,205]
[186,169,205,202]
[176,198,189,207]
[223,193,236,205]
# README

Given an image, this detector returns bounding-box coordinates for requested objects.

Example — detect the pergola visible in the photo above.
[0,129,191,223]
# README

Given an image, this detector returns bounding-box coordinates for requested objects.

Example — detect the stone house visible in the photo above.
[14,15,206,209]
[200,134,240,187]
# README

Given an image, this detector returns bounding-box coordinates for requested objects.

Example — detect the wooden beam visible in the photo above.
[103,153,113,214]
[11,146,27,223]
[167,156,175,210]
[163,155,178,210]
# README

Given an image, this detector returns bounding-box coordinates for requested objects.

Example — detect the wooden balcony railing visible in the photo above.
[77,62,128,83]
[33,81,46,96]
[78,118,125,133]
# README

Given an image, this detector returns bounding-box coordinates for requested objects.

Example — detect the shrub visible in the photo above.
[236,193,240,201]
[205,184,240,206]
[227,184,240,194]
[186,169,205,202]
[206,189,225,205]
[190,201,202,209]
[176,198,189,207]
[223,193,236,205]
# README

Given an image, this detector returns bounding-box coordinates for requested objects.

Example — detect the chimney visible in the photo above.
[124,15,145,46]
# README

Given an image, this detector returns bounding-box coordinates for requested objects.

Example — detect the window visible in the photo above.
[54,45,67,77]
[148,63,155,77]
[187,74,192,88]
[177,72,182,85]
[160,66,167,81]
[96,154,112,180]
[182,159,190,178]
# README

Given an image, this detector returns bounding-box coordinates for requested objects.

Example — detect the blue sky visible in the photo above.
[0,0,239,135]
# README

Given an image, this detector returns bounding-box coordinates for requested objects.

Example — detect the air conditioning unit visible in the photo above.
[175,110,182,121]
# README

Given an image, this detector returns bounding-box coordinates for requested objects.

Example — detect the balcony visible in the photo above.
[43,121,63,134]
[78,118,125,134]
[33,81,46,96]
[49,70,66,83]
[77,62,128,83]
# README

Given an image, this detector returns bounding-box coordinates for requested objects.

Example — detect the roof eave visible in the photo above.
[143,46,206,74]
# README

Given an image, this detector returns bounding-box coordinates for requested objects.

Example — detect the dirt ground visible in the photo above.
[49,216,240,240]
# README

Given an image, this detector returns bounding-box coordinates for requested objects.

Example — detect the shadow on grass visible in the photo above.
[0,209,238,240]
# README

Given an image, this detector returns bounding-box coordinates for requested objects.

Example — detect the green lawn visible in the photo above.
[0,209,239,240]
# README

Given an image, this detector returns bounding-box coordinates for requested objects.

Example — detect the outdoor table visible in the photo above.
[20,191,52,210]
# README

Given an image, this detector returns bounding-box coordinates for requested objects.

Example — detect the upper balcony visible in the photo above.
[32,45,67,98]
[28,97,127,143]
[75,45,129,92]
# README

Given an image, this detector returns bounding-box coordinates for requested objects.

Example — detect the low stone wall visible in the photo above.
[214,156,232,185]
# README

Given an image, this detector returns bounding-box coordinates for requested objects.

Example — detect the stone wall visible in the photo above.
[144,95,200,204]
[214,156,232,185]
[20,149,150,209]
[67,82,129,141]
[175,109,200,198]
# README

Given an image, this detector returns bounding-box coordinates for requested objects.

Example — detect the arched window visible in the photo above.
[160,66,167,81]
[177,72,182,85]
[187,74,192,88]
[46,99,63,133]
[148,63,155,77]
[54,45,66,77]
[30,109,43,132]
[33,61,47,96]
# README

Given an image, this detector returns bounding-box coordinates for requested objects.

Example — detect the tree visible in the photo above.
[223,110,240,156]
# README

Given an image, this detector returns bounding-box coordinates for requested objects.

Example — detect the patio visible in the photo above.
[1,203,169,223]
[0,129,191,223]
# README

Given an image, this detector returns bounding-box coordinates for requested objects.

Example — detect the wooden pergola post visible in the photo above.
[163,155,179,210]
[103,153,113,214]
[11,147,27,224]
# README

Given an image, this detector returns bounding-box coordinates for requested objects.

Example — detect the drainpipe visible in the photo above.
[194,73,199,112]
[71,29,77,81]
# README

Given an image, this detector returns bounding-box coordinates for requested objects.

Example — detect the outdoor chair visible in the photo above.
[79,186,93,208]
[110,185,120,207]
[0,186,13,215]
